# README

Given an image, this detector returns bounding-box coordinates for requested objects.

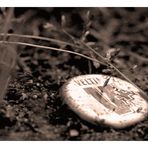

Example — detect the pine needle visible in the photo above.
[0,33,83,50]
[0,40,106,66]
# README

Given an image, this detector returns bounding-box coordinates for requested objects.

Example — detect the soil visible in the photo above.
[0,8,148,140]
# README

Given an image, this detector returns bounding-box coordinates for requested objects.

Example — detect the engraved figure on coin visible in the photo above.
[84,84,135,115]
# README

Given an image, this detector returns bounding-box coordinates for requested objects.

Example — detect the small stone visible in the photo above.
[24,118,29,123]
[27,80,33,84]
[36,83,40,86]
[33,95,38,99]
[81,124,88,130]
[69,129,79,137]
[43,93,48,102]
[21,93,28,100]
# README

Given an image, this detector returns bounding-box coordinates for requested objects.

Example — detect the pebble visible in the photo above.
[21,93,28,100]
[33,95,38,99]
[27,80,33,84]
[36,83,40,86]
[43,93,48,102]
[69,129,79,137]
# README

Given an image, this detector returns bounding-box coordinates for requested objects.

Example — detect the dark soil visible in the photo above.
[0,8,148,140]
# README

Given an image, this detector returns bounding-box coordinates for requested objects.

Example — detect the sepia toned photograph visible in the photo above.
[0,7,147,141]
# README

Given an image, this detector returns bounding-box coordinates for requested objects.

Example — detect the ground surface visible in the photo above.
[0,8,148,140]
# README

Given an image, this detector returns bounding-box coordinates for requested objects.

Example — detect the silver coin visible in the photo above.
[61,74,148,129]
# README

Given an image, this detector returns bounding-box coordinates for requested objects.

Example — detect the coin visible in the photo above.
[61,74,148,129]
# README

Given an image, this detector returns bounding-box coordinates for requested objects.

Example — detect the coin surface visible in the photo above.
[61,74,148,129]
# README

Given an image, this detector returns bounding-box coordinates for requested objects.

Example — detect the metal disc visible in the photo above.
[61,74,148,129]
